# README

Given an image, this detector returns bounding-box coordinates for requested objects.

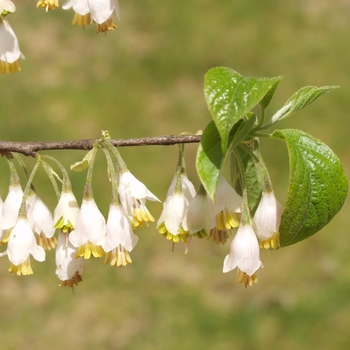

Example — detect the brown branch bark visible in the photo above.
[0,134,202,157]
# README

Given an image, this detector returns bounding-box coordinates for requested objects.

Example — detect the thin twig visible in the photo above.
[0,134,202,157]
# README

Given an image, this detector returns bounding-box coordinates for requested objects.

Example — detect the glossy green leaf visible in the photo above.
[233,139,264,214]
[196,115,257,200]
[204,67,281,152]
[259,78,283,110]
[270,85,338,124]
[272,129,348,247]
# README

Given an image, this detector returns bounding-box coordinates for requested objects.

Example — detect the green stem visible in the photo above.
[232,149,252,225]
[39,160,61,200]
[18,160,41,218]
[238,143,273,192]
[41,154,73,192]
[83,147,98,200]
[102,147,121,206]
[7,158,21,188]
[12,153,36,192]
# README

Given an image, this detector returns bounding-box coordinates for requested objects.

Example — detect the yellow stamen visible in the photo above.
[96,18,116,33]
[54,217,75,233]
[104,246,132,267]
[216,210,240,230]
[192,229,208,239]
[59,271,83,290]
[207,227,231,245]
[259,232,280,250]
[0,60,21,75]
[72,13,91,27]
[236,269,258,287]
[36,0,59,11]
[35,233,57,250]
[8,258,34,276]
[158,222,189,243]
[75,242,105,259]
[132,207,155,229]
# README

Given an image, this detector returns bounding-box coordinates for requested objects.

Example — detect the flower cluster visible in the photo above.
[0,0,122,74]
[0,140,159,291]
[156,144,283,287]
[0,132,284,290]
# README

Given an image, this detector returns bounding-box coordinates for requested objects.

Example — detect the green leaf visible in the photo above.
[259,78,283,110]
[196,115,257,200]
[70,149,95,172]
[272,129,348,247]
[270,85,339,124]
[233,139,264,214]
[204,67,282,152]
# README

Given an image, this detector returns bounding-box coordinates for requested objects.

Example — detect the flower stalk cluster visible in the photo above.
[0,132,161,290]
[0,129,284,290]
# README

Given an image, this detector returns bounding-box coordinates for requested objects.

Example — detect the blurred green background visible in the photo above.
[0,0,349,349]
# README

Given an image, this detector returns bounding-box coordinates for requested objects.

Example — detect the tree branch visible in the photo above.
[0,134,202,157]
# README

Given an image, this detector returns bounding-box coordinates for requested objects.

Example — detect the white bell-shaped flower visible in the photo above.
[158,193,187,237]
[254,191,283,250]
[0,0,15,15]
[27,193,56,250]
[119,170,159,229]
[0,217,45,276]
[53,190,80,232]
[185,191,212,236]
[0,20,24,74]
[56,231,84,288]
[223,224,263,287]
[69,198,106,259]
[0,184,23,240]
[103,203,139,267]
[211,176,242,230]
[157,173,196,243]
[88,0,120,32]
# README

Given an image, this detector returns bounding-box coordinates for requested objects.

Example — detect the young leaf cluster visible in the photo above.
[196,67,347,246]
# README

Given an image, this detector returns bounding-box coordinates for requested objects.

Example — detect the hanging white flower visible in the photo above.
[211,176,242,230]
[27,193,56,250]
[0,217,45,276]
[0,0,15,15]
[102,203,139,267]
[53,189,80,232]
[118,170,160,229]
[88,0,120,33]
[0,184,23,242]
[158,193,188,238]
[62,0,91,27]
[185,191,212,236]
[254,191,283,250]
[69,198,106,259]
[0,20,24,74]
[55,231,84,289]
[223,224,263,287]
[157,173,196,243]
